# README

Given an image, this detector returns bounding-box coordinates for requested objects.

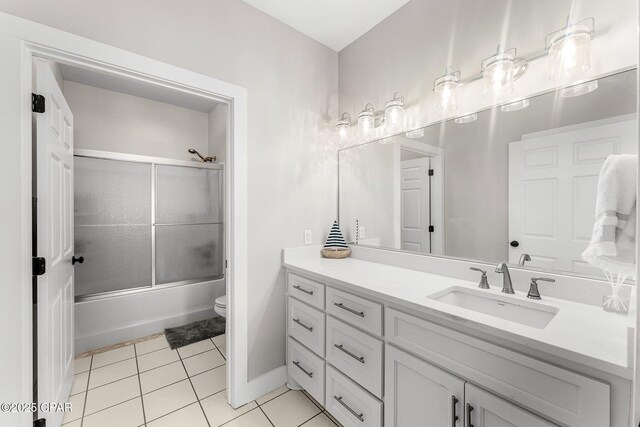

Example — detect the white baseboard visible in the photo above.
[232,365,288,408]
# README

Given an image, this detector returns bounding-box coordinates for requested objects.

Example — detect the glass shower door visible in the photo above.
[74,157,153,298]
[155,165,224,284]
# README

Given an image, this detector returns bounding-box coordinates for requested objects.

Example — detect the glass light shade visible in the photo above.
[454,113,477,124]
[357,107,375,139]
[560,79,598,98]
[501,98,530,112]
[384,97,405,133]
[482,52,515,97]
[433,73,460,114]
[335,113,351,144]
[548,24,591,82]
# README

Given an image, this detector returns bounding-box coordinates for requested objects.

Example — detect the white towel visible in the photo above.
[582,154,637,279]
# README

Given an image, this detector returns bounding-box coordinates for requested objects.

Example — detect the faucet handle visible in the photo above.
[528,277,555,300]
[470,267,490,289]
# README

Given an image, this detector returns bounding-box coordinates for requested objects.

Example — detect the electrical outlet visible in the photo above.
[304,230,312,245]
[360,226,366,239]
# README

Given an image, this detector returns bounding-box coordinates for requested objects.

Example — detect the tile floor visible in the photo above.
[63,334,341,427]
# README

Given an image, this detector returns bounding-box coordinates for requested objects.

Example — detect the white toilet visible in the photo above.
[214,295,227,317]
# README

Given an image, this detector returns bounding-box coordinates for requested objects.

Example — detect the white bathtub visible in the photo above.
[75,279,225,353]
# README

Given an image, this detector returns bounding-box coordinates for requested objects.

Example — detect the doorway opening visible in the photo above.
[30,52,236,425]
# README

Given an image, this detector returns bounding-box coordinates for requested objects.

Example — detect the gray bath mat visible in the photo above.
[164,316,226,350]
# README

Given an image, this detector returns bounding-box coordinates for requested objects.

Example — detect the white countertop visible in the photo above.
[283,250,633,379]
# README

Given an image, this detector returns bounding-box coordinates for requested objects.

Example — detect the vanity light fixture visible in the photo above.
[560,79,598,98]
[384,92,406,133]
[500,98,530,112]
[433,68,460,114]
[454,113,477,124]
[336,113,351,143]
[481,47,526,98]
[547,17,594,82]
[357,103,376,139]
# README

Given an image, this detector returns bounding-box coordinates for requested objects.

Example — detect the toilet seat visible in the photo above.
[215,295,227,308]
[214,295,227,317]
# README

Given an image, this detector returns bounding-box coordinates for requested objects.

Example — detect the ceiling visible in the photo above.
[242,0,411,51]
[59,64,221,113]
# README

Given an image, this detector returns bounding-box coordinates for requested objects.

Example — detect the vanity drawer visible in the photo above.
[385,307,610,427]
[325,365,382,427]
[326,287,382,336]
[288,273,325,309]
[288,297,325,357]
[326,316,383,398]
[288,337,325,406]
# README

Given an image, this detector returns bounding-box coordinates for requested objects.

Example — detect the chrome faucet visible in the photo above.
[518,253,531,265]
[495,263,514,294]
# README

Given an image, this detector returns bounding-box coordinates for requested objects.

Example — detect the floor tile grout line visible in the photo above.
[257,405,276,427]
[82,395,141,422]
[217,407,264,427]
[79,355,92,427]
[134,344,148,426]
[86,372,139,392]
[90,354,137,371]
[177,350,212,427]
[144,400,199,425]
[297,411,326,427]
[255,388,290,407]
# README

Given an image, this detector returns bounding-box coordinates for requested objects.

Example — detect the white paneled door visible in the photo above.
[509,117,637,275]
[35,60,75,427]
[400,157,431,253]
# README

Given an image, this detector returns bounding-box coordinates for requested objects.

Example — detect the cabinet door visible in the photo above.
[465,384,556,427]
[385,345,465,427]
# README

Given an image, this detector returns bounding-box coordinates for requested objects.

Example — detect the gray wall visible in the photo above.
[64,81,210,160]
[0,0,339,379]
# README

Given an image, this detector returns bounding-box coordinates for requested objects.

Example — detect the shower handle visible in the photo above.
[72,256,84,265]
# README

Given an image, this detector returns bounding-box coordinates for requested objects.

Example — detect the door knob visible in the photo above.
[509,240,519,247]
[72,256,84,265]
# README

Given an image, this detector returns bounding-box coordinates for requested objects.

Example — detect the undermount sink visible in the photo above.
[428,286,558,329]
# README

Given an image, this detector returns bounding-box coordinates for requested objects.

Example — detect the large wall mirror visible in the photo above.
[339,70,637,279]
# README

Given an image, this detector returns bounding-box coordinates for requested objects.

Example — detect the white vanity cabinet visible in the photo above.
[385,345,554,427]
[285,269,616,427]
[385,345,465,426]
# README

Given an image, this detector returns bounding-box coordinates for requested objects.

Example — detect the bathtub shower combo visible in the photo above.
[73,150,225,351]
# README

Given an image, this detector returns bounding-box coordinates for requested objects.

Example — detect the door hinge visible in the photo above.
[428,169,434,176]
[32,93,45,113]
[34,418,46,427]
[428,225,435,232]
[32,257,46,276]
[225,259,228,269]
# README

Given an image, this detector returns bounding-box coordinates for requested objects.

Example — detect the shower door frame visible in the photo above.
[0,11,271,420]
[73,149,225,302]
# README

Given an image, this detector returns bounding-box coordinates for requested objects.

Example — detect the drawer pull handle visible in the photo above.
[292,360,313,378]
[292,318,313,332]
[293,284,314,295]
[334,302,365,317]
[333,395,364,422]
[334,344,365,363]
[451,396,459,426]
[465,403,474,427]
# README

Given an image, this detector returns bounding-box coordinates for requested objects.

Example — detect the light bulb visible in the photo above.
[384,93,406,134]
[433,70,460,114]
[335,113,351,144]
[482,50,515,98]
[357,105,375,140]
[548,22,591,82]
